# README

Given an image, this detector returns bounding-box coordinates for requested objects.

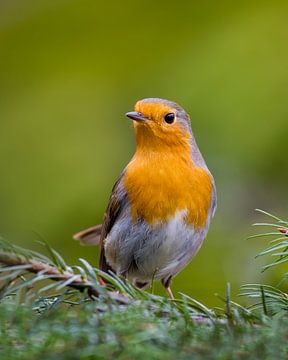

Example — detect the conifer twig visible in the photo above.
[0,250,128,304]
[0,251,99,295]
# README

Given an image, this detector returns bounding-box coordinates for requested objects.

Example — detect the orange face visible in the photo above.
[131,100,192,148]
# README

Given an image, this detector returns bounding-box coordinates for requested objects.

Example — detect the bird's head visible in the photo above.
[126,98,193,150]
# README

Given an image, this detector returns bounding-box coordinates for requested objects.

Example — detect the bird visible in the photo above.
[74,98,216,299]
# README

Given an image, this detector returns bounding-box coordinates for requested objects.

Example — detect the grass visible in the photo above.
[0,209,288,359]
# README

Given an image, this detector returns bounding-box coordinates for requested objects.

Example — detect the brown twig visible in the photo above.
[0,252,129,304]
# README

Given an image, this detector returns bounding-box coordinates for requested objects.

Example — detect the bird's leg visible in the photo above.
[165,286,175,300]
[162,276,174,299]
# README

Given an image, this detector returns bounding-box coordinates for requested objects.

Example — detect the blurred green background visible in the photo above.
[0,0,287,306]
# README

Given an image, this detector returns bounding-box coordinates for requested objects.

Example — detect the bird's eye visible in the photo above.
[164,113,175,124]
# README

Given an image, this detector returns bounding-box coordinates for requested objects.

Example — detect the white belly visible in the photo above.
[104,209,206,283]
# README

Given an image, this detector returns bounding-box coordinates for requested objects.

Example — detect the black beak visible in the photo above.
[125,111,148,123]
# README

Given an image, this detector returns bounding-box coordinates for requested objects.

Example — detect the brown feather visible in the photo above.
[99,176,124,273]
[73,224,102,246]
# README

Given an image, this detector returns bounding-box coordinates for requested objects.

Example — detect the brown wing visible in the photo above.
[99,175,125,273]
[73,224,102,245]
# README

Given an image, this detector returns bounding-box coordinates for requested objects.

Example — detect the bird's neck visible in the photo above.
[134,125,192,160]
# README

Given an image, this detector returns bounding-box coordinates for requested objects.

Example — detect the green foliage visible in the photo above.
[1,301,288,360]
[240,210,288,315]
[1,210,288,359]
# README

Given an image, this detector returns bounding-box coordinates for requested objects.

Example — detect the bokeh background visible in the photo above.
[0,0,287,306]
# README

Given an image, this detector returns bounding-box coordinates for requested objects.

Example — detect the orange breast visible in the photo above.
[124,147,212,229]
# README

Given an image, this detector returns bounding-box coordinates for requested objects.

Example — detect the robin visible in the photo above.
[74,98,216,299]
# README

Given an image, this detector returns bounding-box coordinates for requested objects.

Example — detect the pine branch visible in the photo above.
[241,210,288,314]
[0,240,129,304]
[0,252,99,295]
